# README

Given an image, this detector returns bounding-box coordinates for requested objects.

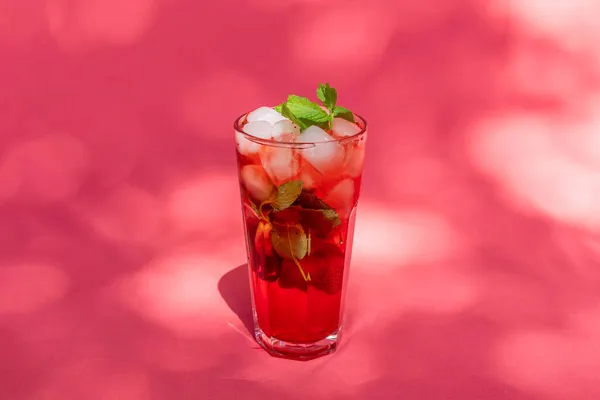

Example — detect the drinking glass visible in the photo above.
[234,112,367,360]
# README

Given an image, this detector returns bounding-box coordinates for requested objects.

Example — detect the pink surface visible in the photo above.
[2,0,600,399]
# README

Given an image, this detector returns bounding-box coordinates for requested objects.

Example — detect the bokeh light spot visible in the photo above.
[510,0,600,51]
[353,202,464,269]
[469,114,600,231]
[46,0,157,51]
[118,252,228,338]
[180,69,267,135]
[0,262,69,315]
[507,41,587,105]
[81,184,162,245]
[495,326,600,399]
[167,172,240,236]
[291,3,395,74]
[556,98,600,168]
[0,133,89,204]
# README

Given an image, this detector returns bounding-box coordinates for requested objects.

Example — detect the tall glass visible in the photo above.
[233,112,368,360]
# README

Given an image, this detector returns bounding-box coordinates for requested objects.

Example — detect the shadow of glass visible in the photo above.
[218,264,254,336]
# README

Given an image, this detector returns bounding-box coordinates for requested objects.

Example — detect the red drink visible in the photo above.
[234,92,367,360]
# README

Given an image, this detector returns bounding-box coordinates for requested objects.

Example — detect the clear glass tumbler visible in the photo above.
[234,112,367,360]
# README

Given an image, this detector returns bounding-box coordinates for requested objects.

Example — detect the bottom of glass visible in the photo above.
[254,326,342,361]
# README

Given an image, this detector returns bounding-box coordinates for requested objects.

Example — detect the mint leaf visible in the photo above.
[317,83,337,113]
[333,106,355,123]
[271,223,308,260]
[281,102,307,130]
[286,95,330,130]
[271,223,311,281]
[298,117,329,131]
[273,180,303,210]
[316,85,327,104]
[320,209,341,227]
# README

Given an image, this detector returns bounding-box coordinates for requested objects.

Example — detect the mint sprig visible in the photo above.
[273,83,355,132]
[286,95,330,130]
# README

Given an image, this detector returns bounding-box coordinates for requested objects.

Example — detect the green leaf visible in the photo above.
[333,106,355,123]
[271,223,308,260]
[281,102,307,130]
[317,83,337,112]
[316,85,327,104]
[298,117,329,131]
[286,95,330,130]
[273,103,284,113]
[273,180,303,210]
[320,209,341,227]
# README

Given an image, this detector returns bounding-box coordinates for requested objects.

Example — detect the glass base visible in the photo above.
[254,326,342,361]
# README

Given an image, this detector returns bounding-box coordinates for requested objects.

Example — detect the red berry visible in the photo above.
[309,243,346,295]
[301,209,336,238]
[251,221,280,281]
[271,206,302,225]
[254,221,274,257]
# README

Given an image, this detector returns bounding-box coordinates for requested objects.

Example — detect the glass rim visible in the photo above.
[233,110,368,148]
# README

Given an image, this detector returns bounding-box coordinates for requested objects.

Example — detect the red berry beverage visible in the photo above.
[234,84,367,360]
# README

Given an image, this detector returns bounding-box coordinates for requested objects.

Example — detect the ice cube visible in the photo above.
[298,125,332,143]
[243,120,274,138]
[240,164,275,203]
[344,141,366,178]
[247,106,288,126]
[273,119,300,136]
[332,118,361,137]
[260,139,300,185]
[236,121,274,156]
[298,126,345,175]
[325,178,355,217]
[298,159,323,190]
[272,132,297,143]
[235,131,259,155]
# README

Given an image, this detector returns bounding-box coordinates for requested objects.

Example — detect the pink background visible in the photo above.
[2,0,600,399]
